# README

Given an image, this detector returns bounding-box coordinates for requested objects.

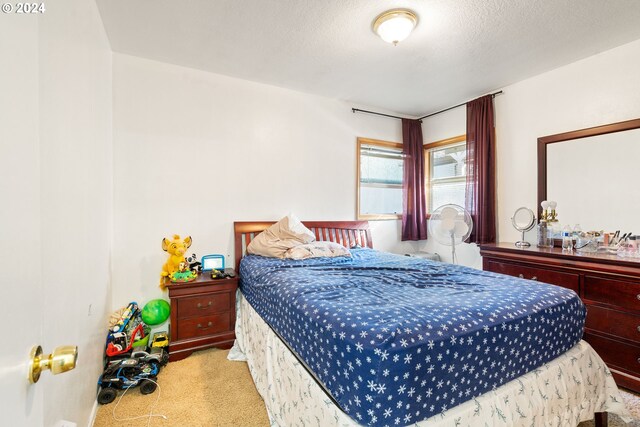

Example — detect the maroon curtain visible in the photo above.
[465,95,496,244]
[401,118,428,241]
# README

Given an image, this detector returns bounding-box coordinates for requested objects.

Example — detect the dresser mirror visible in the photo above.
[538,118,640,233]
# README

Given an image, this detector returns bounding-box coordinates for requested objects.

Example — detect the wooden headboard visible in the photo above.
[233,221,373,271]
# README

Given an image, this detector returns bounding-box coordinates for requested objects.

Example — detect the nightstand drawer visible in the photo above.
[484,259,579,292]
[178,292,231,319]
[177,313,231,340]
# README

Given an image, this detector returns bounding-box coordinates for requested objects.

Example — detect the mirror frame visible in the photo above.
[511,207,536,232]
[511,206,536,248]
[537,117,640,219]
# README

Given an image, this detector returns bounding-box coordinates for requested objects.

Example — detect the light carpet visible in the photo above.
[94,348,640,427]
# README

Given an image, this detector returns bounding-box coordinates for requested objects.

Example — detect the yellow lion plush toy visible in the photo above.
[160,235,192,289]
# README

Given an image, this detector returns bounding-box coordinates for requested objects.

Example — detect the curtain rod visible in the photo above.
[418,90,503,120]
[351,90,503,122]
[350,108,420,122]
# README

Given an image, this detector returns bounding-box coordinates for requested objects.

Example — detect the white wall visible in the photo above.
[111,53,417,307]
[418,37,640,264]
[0,1,113,425]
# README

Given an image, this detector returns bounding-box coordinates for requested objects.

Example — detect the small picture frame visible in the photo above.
[201,254,225,271]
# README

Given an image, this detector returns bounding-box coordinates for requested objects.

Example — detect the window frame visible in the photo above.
[356,137,403,220]
[424,134,467,216]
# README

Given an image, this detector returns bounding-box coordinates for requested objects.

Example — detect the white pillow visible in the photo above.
[247,215,315,258]
[284,241,351,260]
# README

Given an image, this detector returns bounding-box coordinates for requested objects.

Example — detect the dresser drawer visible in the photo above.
[585,332,640,376]
[583,275,640,311]
[178,292,231,319]
[586,304,640,343]
[177,313,231,340]
[484,259,579,292]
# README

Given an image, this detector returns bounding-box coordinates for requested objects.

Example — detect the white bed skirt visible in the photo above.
[231,291,630,427]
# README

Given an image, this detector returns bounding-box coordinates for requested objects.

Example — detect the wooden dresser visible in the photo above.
[166,270,237,361]
[480,243,640,392]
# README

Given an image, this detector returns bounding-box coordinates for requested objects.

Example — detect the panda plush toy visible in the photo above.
[186,253,201,273]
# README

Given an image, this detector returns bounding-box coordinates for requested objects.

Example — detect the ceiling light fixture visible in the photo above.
[373,9,418,45]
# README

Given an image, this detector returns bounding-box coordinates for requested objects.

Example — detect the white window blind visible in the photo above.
[358,141,403,218]
[427,141,466,212]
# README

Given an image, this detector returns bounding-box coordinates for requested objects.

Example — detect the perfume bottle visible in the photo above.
[627,235,638,258]
[537,201,552,248]
[537,220,550,248]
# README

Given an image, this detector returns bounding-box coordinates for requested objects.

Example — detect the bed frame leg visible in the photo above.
[594,412,608,427]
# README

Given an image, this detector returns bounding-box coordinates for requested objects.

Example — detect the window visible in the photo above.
[357,137,403,220]
[424,135,467,212]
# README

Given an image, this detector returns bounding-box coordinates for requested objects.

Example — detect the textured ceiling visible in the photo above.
[96,0,640,116]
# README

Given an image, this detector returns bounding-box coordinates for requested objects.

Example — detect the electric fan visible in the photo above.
[428,204,473,264]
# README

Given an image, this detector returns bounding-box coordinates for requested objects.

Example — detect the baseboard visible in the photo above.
[88,400,98,427]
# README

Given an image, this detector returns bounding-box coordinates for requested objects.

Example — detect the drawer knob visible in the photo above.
[637,325,640,333]
[196,321,213,329]
[637,294,640,301]
[518,274,524,279]
[637,357,640,364]
[531,276,537,281]
[197,301,213,309]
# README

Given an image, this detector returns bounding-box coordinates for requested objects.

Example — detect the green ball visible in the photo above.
[141,299,170,325]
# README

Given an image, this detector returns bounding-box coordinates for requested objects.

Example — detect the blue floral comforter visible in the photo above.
[239,249,585,426]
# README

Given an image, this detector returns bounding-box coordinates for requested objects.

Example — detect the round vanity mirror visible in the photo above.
[511,207,536,248]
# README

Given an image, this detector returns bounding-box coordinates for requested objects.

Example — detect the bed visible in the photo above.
[231,220,629,427]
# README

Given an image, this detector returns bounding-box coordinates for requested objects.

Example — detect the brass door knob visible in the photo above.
[29,345,78,383]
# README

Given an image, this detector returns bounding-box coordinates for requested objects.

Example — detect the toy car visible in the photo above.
[151,331,169,348]
[97,358,160,405]
[106,323,146,357]
[130,347,169,366]
[108,332,127,352]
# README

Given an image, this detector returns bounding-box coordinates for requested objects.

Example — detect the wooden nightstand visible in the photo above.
[165,269,238,362]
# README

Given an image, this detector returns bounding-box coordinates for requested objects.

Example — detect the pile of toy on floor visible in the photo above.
[97,300,171,404]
